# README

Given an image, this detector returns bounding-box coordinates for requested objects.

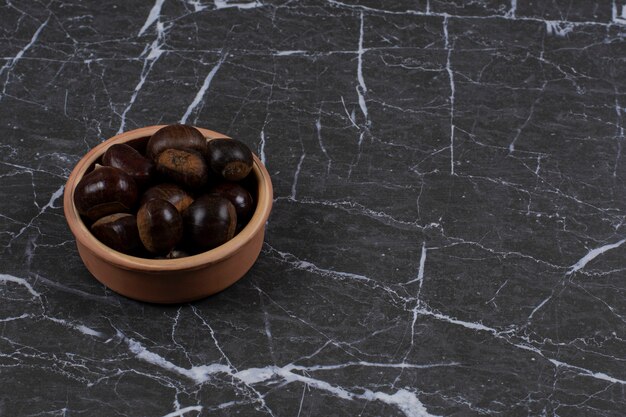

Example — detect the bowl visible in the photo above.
[63,125,273,303]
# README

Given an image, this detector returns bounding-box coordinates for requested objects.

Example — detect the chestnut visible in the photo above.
[137,199,183,255]
[91,213,142,255]
[146,124,207,161]
[183,195,236,252]
[141,183,194,213]
[210,182,254,222]
[102,143,155,188]
[156,149,209,189]
[207,139,253,181]
[74,166,138,221]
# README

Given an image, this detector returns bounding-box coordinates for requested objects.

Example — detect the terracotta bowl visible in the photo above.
[63,125,273,304]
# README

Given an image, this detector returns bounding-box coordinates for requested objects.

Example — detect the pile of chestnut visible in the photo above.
[73,124,256,259]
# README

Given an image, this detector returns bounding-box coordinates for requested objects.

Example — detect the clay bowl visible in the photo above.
[63,125,273,304]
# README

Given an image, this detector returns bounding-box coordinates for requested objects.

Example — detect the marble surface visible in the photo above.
[1,0,626,415]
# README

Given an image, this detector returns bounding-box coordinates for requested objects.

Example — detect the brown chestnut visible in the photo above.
[141,183,194,213]
[156,149,209,189]
[137,199,183,255]
[74,166,138,221]
[183,195,236,252]
[207,139,253,181]
[146,124,207,161]
[210,182,254,222]
[102,143,155,188]
[91,213,142,255]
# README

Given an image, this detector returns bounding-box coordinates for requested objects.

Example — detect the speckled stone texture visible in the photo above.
[1,1,626,416]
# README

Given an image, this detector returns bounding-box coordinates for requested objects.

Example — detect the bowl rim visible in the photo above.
[63,125,273,272]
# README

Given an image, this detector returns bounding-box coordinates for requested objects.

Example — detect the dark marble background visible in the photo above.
[1,1,626,416]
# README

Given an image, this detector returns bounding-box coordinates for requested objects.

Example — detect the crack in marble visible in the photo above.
[264,237,621,389]
[262,241,626,388]
[138,0,166,37]
[1,157,72,180]
[613,85,624,177]
[169,307,193,366]
[180,54,226,125]
[0,273,41,298]
[120,330,231,384]
[119,328,449,417]
[5,184,64,248]
[296,383,307,417]
[443,15,455,176]
[0,16,50,102]
[44,316,104,338]
[485,279,509,309]
[438,236,566,270]
[264,244,378,285]
[509,81,547,153]
[573,281,626,325]
[237,366,441,417]
[213,0,264,10]
[405,243,427,291]
[30,273,120,305]
[117,21,168,134]
[274,196,442,231]
[416,304,626,386]
[356,12,369,128]
[190,306,236,371]
[326,0,622,30]
[191,305,278,415]
[460,172,623,223]
[567,238,626,275]
[526,293,553,321]
[340,95,360,130]
[159,405,202,417]
[254,285,370,361]
[505,0,517,19]
[613,0,626,24]
[256,67,277,166]
[549,359,626,385]
[315,108,332,174]
[545,20,576,37]
[185,0,207,12]
[290,149,306,200]
[256,291,276,364]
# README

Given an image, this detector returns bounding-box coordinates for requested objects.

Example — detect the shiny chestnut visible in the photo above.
[207,139,253,181]
[156,149,209,189]
[210,182,254,222]
[141,183,194,213]
[183,195,236,252]
[137,199,183,255]
[90,213,143,255]
[146,124,207,161]
[102,143,155,188]
[74,166,138,221]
